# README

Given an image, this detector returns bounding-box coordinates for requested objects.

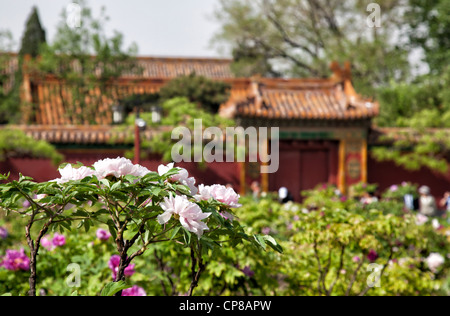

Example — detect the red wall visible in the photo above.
[368,155,450,206]
[0,152,241,191]
[269,140,339,201]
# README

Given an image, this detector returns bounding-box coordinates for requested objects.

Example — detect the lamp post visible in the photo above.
[111,104,125,124]
[151,105,162,124]
[134,106,147,165]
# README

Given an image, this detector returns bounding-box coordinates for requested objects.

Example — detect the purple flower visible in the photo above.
[108,255,135,281]
[367,250,378,263]
[262,227,271,235]
[52,233,66,247]
[0,227,8,240]
[22,200,31,208]
[1,249,30,271]
[352,256,361,263]
[122,285,146,296]
[241,266,255,278]
[96,228,111,241]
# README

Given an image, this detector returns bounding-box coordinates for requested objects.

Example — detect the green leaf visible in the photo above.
[182,227,192,245]
[263,235,283,253]
[101,281,131,296]
[170,226,181,240]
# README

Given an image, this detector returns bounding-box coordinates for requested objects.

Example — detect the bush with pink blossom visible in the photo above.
[0,157,281,296]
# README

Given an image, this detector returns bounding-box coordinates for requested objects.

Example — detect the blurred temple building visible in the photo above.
[2,54,450,201]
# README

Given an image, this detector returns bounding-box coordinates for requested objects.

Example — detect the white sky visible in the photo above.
[0,0,227,58]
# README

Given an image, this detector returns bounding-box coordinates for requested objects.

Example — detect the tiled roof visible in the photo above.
[6,125,168,145]
[20,55,378,132]
[220,78,379,121]
[131,57,234,79]
[32,79,164,125]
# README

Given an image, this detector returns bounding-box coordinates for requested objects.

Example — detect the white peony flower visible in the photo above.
[53,164,96,184]
[425,253,445,273]
[157,195,211,237]
[415,213,429,226]
[158,163,197,195]
[93,157,150,180]
[195,184,242,208]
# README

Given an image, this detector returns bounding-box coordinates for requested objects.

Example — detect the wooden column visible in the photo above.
[361,138,368,184]
[239,161,246,196]
[338,139,346,194]
[260,138,269,193]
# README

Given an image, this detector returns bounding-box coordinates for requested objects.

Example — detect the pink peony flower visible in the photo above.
[389,185,398,192]
[93,157,150,180]
[195,184,242,208]
[158,163,198,195]
[52,233,66,247]
[0,249,30,271]
[157,195,211,237]
[108,255,136,281]
[122,285,146,296]
[41,235,55,251]
[53,164,96,184]
[96,228,111,241]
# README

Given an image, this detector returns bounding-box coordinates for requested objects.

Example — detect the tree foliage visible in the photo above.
[34,0,140,124]
[19,6,46,58]
[159,73,231,114]
[0,129,63,165]
[212,0,411,96]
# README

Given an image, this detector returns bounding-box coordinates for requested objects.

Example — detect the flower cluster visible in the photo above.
[51,157,242,238]
[0,249,30,271]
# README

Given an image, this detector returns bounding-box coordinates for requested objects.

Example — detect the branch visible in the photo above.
[358,248,394,296]
[188,242,205,296]
[312,241,324,295]
[327,244,346,296]
[345,255,365,296]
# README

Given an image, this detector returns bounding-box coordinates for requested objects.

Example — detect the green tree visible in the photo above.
[130,97,234,163]
[159,73,231,114]
[0,30,21,124]
[0,128,63,165]
[19,6,46,58]
[35,0,140,124]
[371,0,450,173]
[212,0,411,96]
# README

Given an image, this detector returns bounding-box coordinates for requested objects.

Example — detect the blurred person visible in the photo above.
[418,185,437,216]
[278,187,293,204]
[439,191,450,222]
[250,181,261,201]
[439,191,450,211]
[360,191,378,205]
